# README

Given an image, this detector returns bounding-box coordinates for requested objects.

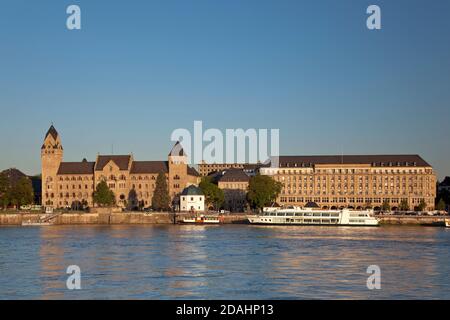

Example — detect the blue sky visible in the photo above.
[0,0,449,179]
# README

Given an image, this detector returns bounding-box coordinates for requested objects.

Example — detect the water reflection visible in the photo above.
[0,225,450,299]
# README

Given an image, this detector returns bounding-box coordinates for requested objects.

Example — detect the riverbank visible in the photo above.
[0,211,448,226]
[0,211,250,226]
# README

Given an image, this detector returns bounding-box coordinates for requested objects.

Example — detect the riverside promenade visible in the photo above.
[0,211,448,226]
[0,211,250,226]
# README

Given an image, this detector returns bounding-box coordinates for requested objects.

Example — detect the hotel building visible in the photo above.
[260,155,437,211]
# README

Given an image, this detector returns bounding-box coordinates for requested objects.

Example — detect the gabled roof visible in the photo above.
[277,155,431,168]
[168,141,185,156]
[95,155,131,171]
[217,169,250,182]
[45,125,59,140]
[57,160,95,175]
[187,166,200,177]
[181,185,204,196]
[130,161,169,174]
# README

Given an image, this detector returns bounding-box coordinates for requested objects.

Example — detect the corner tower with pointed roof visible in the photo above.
[168,141,189,198]
[41,125,63,207]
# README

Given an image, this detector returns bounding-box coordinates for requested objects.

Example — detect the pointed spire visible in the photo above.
[168,141,186,157]
[45,124,59,140]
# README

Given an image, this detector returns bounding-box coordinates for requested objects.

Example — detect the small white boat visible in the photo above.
[182,214,221,224]
[248,207,379,227]
[22,221,54,226]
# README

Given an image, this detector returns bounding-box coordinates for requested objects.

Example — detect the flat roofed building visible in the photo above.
[198,162,264,177]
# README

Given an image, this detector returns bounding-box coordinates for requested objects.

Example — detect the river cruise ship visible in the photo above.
[248,207,379,226]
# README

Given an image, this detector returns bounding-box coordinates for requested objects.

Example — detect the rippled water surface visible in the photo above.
[1,225,450,299]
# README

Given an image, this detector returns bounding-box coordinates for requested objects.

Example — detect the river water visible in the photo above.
[1,225,449,299]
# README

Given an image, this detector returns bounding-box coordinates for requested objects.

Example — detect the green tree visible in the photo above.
[399,199,409,211]
[10,176,34,207]
[417,199,427,211]
[0,173,10,209]
[437,189,450,206]
[152,172,170,211]
[381,200,391,212]
[199,176,224,210]
[93,180,115,207]
[436,198,446,211]
[247,174,282,211]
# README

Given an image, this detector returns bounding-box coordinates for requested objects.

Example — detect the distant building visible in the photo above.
[180,185,204,212]
[41,125,200,209]
[215,169,250,212]
[198,162,264,177]
[438,177,450,193]
[260,155,437,211]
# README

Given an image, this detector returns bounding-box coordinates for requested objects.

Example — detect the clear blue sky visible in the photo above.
[0,0,449,179]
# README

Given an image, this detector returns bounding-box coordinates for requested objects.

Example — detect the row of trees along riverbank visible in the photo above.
[93,172,282,212]
[0,172,34,209]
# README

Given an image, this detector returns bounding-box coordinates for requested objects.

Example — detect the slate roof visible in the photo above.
[130,161,169,174]
[168,141,186,156]
[95,155,131,171]
[57,160,95,175]
[217,169,250,182]
[277,155,431,168]
[181,185,204,196]
[45,125,59,140]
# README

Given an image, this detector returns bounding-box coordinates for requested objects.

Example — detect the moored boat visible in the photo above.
[248,206,379,226]
[445,218,450,228]
[182,214,221,224]
[22,221,54,226]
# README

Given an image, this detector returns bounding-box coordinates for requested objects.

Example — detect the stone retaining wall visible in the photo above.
[0,212,447,226]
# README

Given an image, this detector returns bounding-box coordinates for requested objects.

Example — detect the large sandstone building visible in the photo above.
[41,126,199,209]
[260,155,437,211]
[199,155,437,211]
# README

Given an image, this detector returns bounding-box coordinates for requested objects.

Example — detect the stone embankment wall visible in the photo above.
[0,211,446,226]
[0,212,250,225]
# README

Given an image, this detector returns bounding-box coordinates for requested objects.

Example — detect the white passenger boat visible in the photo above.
[248,207,379,226]
[182,214,221,224]
[22,221,54,226]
